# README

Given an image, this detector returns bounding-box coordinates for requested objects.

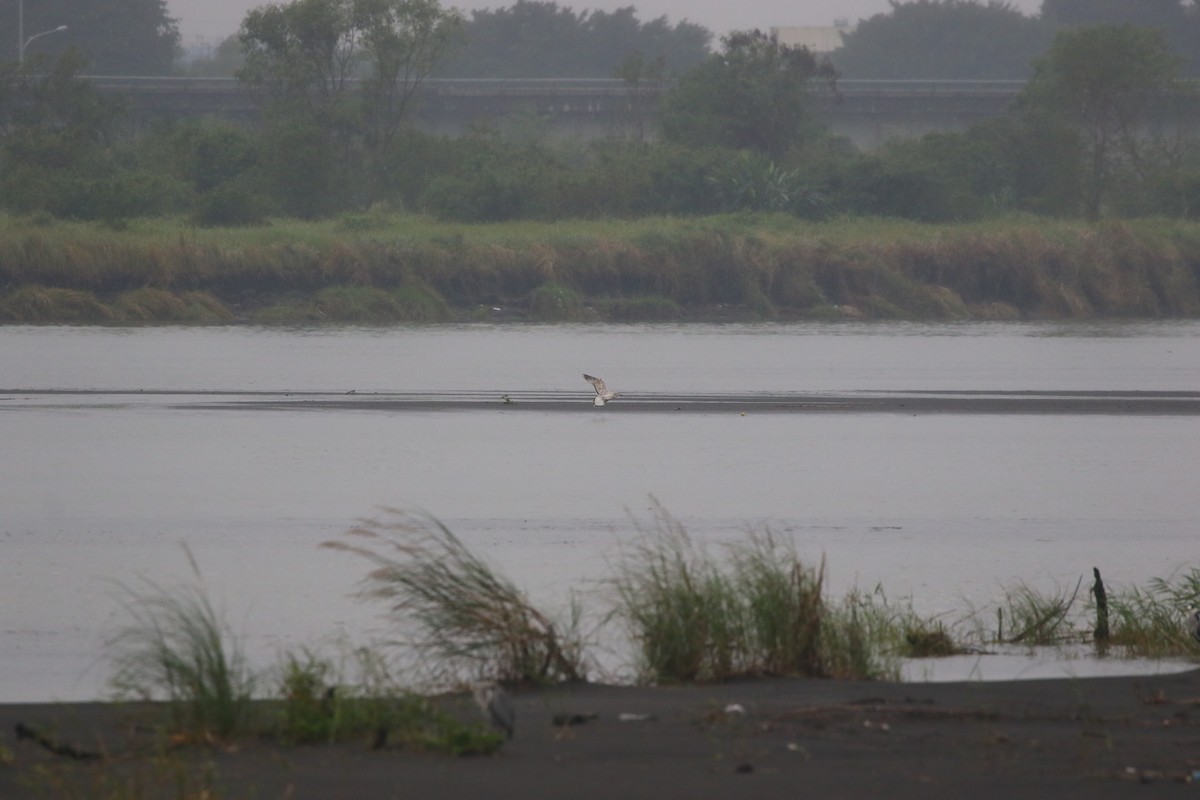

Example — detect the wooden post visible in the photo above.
[1092,567,1109,642]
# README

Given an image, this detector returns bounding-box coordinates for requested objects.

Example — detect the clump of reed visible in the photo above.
[4,213,1200,323]
[528,282,592,321]
[818,590,906,680]
[829,586,965,664]
[993,579,1086,646]
[251,281,449,323]
[323,509,587,685]
[958,571,1200,659]
[103,545,507,754]
[275,648,339,744]
[1105,568,1200,658]
[901,620,961,658]
[0,285,113,323]
[273,646,504,754]
[106,546,256,739]
[273,645,412,745]
[112,288,233,323]
[611,503,900,682]
[0,285,235,324]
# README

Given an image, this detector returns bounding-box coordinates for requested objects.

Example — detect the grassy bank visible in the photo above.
[12,503,1178,782]
[2,213,1200,323]
[105,508,1198,725]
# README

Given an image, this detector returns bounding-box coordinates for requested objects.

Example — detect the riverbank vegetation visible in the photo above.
[2,213,1199,323]
[86,505,1199,767]
[105,544,507,753]
[122,510,1200,691]
[5,5,1200,323]
[9,23,1194,228]
[321,508,1197,686]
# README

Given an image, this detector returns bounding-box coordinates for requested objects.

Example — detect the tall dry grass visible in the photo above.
[3,213,1199,322]
[324,510,587,685]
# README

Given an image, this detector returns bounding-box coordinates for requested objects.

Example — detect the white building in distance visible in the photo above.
[770,20,852,55]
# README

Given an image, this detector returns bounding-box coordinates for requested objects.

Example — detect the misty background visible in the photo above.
[165,0,1044,46]
[4,0,1199,225]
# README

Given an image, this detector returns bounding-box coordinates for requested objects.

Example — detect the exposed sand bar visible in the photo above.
[4,389,1200,415]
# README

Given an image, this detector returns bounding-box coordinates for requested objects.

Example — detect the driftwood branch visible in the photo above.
[14,722,102,761]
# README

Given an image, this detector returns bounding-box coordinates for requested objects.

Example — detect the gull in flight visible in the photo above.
[583,373,621,407]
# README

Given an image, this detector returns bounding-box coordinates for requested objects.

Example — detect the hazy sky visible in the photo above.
[168,0,1046,45]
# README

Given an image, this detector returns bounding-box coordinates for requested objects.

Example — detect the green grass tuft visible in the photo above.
[272,646,505,753]
[1106,568,1200,658]
[612,502,902,682]
[106,546,256,739]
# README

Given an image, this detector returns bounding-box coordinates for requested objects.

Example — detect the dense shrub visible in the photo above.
[194,182,273,227]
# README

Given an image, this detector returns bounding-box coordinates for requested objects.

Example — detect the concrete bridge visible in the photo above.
[90,75,1025,150]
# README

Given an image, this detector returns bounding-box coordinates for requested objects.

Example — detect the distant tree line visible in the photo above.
[833,0,1200,79]
[6,0,1200,83]
[2,0,1199,225]
[434,1,711,78]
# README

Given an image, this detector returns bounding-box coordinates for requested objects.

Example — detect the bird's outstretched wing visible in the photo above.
[583,374,607,395]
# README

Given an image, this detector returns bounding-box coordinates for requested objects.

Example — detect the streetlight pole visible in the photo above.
[18,1,68,66]
[19,25,68,66]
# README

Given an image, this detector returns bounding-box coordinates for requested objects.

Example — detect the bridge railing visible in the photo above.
[835,79,1025,96]
[85,75,1031,97]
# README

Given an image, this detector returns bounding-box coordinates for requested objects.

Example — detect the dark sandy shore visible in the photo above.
[5,669,1200,799]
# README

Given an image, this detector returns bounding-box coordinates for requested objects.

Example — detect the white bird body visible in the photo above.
[584,373,620,406]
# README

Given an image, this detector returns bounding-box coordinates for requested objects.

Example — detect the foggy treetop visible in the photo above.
[4,0,1200,78]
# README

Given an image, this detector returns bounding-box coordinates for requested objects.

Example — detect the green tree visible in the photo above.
[615,51,664,142]
[0,0,179,74]
[659,30,836,158]
[238,0,363,128]
[833,0,1052,79]
[354,0,460,154]
[136,118,260,194]
[434,1,710,78]
[0,50,179,220]
[1040,0,1184,28]
[1017,25,1188,219]
[1039,0,1200,78]
[837,124,1019,221]
[237,0,460,212]
[0,50,120,164]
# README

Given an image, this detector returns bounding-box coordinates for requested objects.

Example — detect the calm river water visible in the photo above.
[2,321,1199,700]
